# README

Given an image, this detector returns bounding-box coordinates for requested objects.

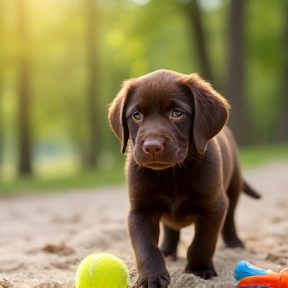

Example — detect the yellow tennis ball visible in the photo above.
[75,252,129,288]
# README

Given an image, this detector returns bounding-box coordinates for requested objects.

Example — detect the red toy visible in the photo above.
[235,261,288,288]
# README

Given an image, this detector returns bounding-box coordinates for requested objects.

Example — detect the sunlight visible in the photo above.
[197,0,222,11]
[133,0,152,5]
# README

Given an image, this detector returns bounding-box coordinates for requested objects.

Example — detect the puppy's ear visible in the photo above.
[183,74,230,154]
[108,80,134,154]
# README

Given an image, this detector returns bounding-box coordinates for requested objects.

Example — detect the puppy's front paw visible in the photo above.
[185,266,217,280]
[134,273,170,288]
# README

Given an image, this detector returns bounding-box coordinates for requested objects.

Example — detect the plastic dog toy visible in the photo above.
[235,260,288,288]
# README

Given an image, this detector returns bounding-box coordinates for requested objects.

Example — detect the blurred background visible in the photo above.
[0,0,287,193]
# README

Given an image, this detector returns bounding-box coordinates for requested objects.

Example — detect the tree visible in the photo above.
[185,0,214,83]
[279,0,288,142]
[0,4,3,167]
[17,0,32,175]
[83,0,101,168]
[225,0,248,146]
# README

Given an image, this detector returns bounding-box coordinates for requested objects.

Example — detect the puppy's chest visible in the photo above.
[160,196,198,229]
[146,169,202,212]
[158,191,192,213]
[157,186,200,228]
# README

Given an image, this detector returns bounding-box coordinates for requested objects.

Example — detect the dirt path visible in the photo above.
[0,160,288,288]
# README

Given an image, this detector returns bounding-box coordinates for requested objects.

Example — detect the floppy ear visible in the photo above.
[183,74,230,154]
[108,80,134,154]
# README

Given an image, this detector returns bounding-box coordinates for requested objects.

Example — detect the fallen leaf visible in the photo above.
[34,282,62,288]
[0,279,14,288]
[42,243,74,255]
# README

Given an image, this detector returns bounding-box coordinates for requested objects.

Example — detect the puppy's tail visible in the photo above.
[243,180,261,199]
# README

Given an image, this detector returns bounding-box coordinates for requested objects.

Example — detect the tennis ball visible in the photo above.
[75,252,129,288]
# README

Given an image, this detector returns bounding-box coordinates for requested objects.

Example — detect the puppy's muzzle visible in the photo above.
[143,138,164,158]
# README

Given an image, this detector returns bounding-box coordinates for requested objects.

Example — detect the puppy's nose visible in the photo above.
[143,139,164,156]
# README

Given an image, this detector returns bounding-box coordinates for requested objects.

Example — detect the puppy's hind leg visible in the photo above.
[159,224,180,261]
[221,174,244,248]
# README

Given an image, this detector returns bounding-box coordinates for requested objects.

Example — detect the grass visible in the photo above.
[0,144,287,195]
[0,165,126,196]
[239,143,288,166]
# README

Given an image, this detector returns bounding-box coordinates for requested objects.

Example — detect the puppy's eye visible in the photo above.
[132,111,143,122]
[170,108,184,119]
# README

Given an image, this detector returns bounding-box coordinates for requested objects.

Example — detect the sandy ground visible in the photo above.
[0,160,288,288]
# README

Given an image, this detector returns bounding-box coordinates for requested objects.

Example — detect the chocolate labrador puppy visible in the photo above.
[109,69,260,288]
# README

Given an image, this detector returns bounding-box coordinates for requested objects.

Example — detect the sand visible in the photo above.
[0,160,288,288]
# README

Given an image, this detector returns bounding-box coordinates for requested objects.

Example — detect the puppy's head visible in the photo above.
[109,69,230,170]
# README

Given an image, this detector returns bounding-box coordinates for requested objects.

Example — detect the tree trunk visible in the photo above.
[0,79,3,167]
[279,0,288,142]
[185,0,214,83]
[0,11,3,167]
[18,0,32,175]
[226,0,248,146]
[83,0,100,169]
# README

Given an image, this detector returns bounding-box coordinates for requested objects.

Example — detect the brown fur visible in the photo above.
[109,69,260,288]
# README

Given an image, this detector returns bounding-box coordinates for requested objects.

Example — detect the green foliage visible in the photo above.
[245,0,286,143]
[240,144,288,167]
[0,0,287,182]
